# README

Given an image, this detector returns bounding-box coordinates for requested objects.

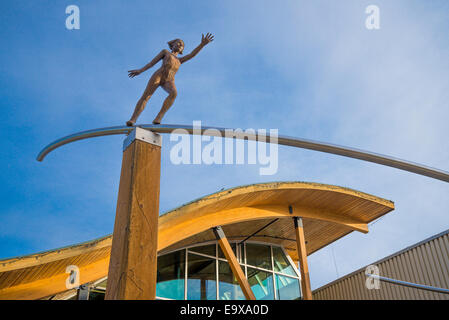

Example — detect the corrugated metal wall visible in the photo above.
[313,229,449,300]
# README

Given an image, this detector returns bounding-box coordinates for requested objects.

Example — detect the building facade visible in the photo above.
[66,241,302,300]
[0,182,395,300]
[313,229,449,300]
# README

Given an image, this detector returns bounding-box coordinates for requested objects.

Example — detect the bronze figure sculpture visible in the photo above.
[126,33,214,126]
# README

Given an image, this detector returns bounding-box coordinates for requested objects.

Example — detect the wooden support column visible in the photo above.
[213,226,256,300]
[105,128,162,300]
[293,217,313,300]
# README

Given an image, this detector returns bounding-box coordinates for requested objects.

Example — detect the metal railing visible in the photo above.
[36,124,449,183]
[367,274,449,294]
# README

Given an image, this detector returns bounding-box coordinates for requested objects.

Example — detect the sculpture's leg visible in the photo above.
[127,77,160,126]
[152,81,177,124]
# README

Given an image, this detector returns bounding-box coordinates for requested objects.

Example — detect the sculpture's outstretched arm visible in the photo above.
[180,33,214,64]
[128,50,167,78]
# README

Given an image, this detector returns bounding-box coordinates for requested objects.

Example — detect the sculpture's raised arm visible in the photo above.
[179,33,214,64]
[128,50,167,78]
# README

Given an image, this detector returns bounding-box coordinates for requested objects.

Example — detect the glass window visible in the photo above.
[218,242,237,259]
[156,250,185,300]
[275,274,301,300]
[245,243,272,270]
[272,246,296,276]
[104,242,301,300]
[246,267,274,300]
[189,244,216,257]
[187,253,217,300]
[218,261,245,300]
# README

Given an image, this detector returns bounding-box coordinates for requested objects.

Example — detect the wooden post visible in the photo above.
[213,226,256,300]
[293,217,313,300]
[105,128,162,300]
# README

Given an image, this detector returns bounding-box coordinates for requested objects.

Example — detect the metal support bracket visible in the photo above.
[293,216,303,228]
[123,127,162,151]
[77,283,90,300]
[213,226,225,239]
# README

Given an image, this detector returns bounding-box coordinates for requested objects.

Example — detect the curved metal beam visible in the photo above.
[36,124,449,183]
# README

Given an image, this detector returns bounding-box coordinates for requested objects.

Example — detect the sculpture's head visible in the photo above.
[167,39,184,55]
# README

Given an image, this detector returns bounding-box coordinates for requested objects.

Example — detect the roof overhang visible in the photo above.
[0,181,394,299]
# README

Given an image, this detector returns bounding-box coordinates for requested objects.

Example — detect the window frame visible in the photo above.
[85,240,302,300]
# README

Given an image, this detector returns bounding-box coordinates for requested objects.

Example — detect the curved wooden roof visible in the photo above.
[0,181,394,299]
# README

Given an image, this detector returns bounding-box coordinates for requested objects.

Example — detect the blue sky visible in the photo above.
[0,0,448,289]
